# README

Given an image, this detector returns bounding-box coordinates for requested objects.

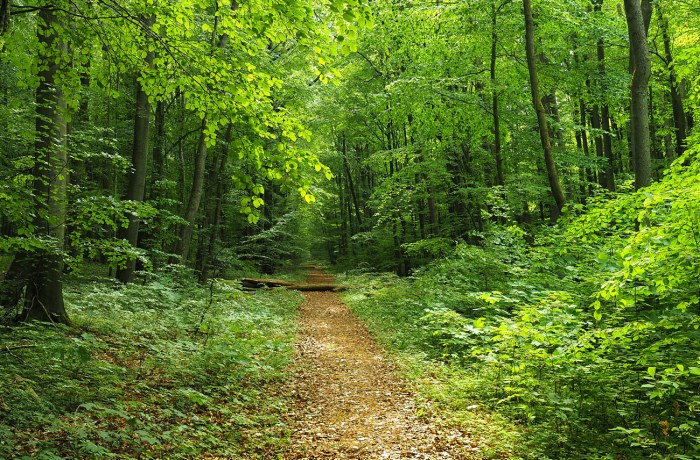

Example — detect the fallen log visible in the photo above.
[241,278,296,288]
[289,284,348,292]
[240,278,349,292]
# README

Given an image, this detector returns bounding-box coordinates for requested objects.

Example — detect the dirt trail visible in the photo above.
[280,268,476,459]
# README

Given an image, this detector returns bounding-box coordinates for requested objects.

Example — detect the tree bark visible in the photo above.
[490,1,504,186]
[199,124,231,282]
[175,119,208,263]
[341,135,362,230]
[20,7,70,323]
[592,0,616,190]
[150,100,166,199]
[578,97,594,197]
[659,8,686,159]
[624,0,652,190]
[589,94,607,188]
[523,0,566,213]
[117,35,154,284]
[174,4,235,264]
[0,0,10,34]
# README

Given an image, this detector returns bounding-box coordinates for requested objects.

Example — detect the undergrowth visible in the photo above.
[340,155,700,460]
[0,267,301,459]
[340,269,532,460]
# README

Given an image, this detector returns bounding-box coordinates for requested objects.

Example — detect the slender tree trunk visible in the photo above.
[601,104,616,185]
[523,0,566,212]
[199,125,231,282]
[174,5,234,264]
[175,119,208,263]
[427,190,438,234]
[341,135,362,230]
[590,96,607,188]
[337,174,347,256]
[649,84,663,173]
[661,91,675,161]
[578,97,594,198]
[491,1,504,186]
[150,100,166,199]
[592,0,616,189]
[117,38,154,284]
[20,7,69,323]
[624,0,652,189]
[659,9,686,158]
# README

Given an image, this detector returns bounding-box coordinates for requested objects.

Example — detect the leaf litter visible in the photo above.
[279,268,480,459]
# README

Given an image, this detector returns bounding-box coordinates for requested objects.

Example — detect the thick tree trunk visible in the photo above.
[0,0,9,34]
[624,0,652,190]
[117,43,154,284]
[19,7,70,323]
[523,0,566,213]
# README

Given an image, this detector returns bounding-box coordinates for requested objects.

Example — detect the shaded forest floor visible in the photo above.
[279,268,479,459]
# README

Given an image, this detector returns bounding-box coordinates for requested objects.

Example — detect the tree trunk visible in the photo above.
[341,135,362,230]
[199,124,231,282]
[589,0,617,191]
[150,100,166,199]
[490,1,504,186]
[0,0,10,35]
[624,0,652,190]
[589,96,607,189]
[578,97,595,198]
[659,8,686,159]
[21,7,69,323]
[175,119,208,263]
[174,5,235,264]
[523,0,566,213]
[117,37,154,284]
[337,174,348,256]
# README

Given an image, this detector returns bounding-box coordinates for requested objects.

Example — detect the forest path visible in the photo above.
[279,267,476,459]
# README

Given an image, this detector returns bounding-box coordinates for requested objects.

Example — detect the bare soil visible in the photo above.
[280,268,478,459]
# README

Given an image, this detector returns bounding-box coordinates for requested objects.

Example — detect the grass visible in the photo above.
[1,267,302,459]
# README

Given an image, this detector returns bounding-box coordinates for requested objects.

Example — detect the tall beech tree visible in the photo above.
[19,6,70,323]
[523,0,566,213]
[624,0,652,189]
[116,18,154,284]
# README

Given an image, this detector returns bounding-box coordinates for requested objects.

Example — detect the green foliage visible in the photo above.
[0,270,300,458]
[342,140,700,458]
